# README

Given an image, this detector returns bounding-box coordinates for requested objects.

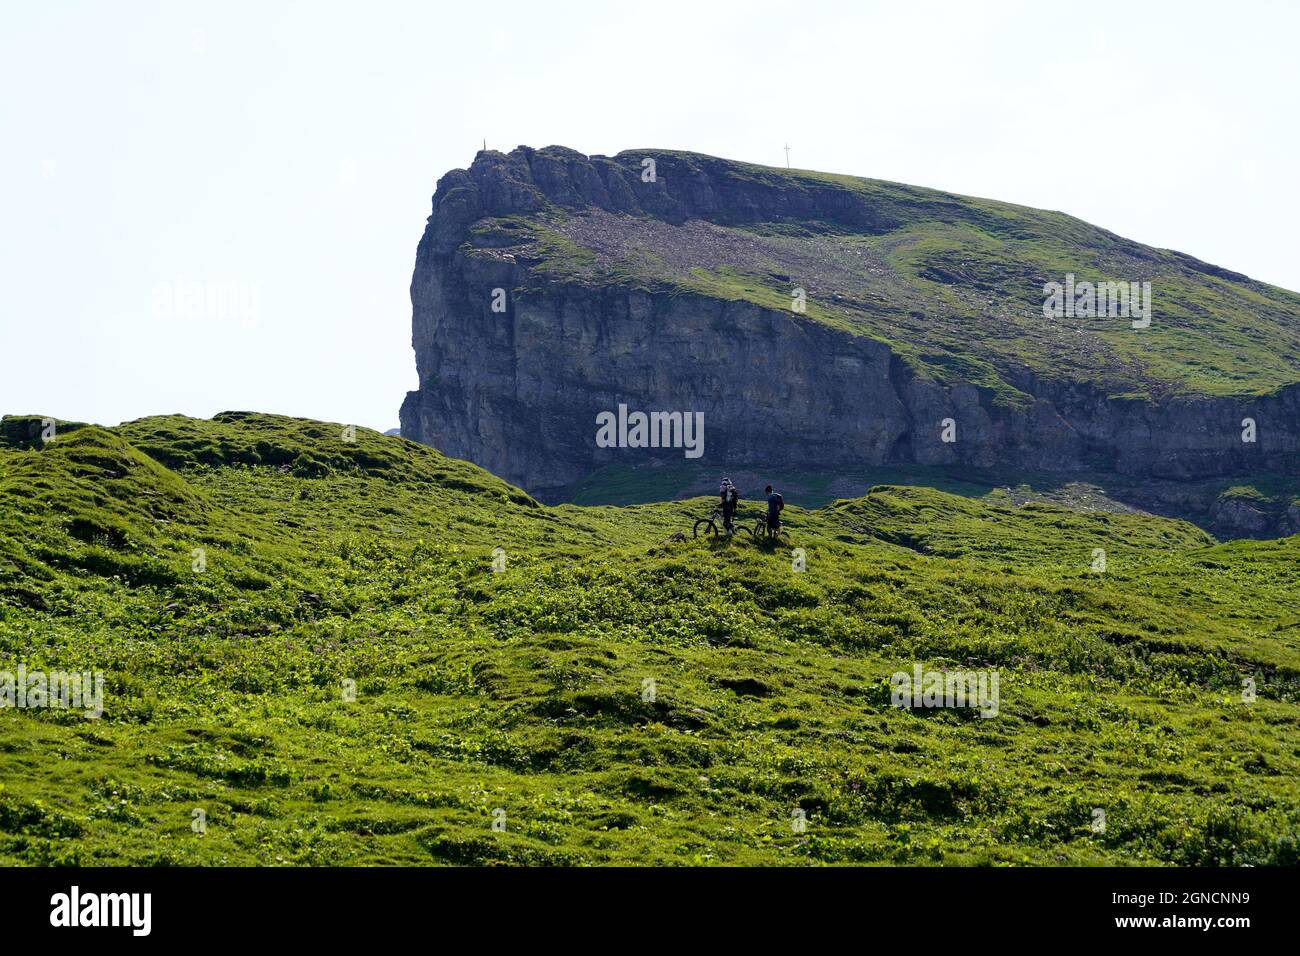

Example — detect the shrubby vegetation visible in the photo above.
[0,414,1296,865]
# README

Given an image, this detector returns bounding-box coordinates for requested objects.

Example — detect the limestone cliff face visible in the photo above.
[400,146,1300,515]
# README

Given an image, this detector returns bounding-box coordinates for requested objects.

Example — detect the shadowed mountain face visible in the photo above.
[399,146,1300,533]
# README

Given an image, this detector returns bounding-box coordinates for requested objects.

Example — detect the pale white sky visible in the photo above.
[2,0,1297,430]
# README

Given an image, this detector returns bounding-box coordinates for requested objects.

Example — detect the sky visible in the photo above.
[3,0,1298,431]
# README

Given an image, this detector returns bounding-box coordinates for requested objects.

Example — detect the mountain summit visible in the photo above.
[399,146,1300,529]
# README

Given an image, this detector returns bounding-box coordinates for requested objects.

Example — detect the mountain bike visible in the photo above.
[754,515,783,539]
[693,505,751,538]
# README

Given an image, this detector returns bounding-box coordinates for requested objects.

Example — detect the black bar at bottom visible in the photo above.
[2,866,1281,941]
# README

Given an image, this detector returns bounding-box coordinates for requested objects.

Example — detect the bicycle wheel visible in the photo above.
[693,518,719,538]
[753,517,768,538]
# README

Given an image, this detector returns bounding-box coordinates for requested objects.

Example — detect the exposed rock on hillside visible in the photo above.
[400,146,1300,533]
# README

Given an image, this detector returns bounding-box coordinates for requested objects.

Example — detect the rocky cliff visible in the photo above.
[400,146,1300,533]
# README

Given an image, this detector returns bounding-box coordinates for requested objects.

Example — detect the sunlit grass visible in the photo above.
[0,414,1297,866]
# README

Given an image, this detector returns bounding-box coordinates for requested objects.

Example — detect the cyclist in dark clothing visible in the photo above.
[765,484,784,535]
[719,478,739,533]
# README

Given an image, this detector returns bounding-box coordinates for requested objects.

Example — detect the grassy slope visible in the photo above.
[1,414,1298,866]
[565,460,1300,548]
[480,149,1300,401]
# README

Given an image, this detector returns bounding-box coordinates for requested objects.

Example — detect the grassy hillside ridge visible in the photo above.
[1,413,1297,866]
[469,146,1300,399]
[565,459,1300,545]
[825,485,1215,562]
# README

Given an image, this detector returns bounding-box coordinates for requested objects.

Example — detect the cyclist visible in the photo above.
[764,484,784,536]
[719,477,740,533]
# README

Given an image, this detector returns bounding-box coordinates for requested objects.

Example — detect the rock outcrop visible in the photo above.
[400,146,1300,531]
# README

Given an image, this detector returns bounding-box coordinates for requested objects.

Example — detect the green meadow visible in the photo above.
[1,413,1297,865]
